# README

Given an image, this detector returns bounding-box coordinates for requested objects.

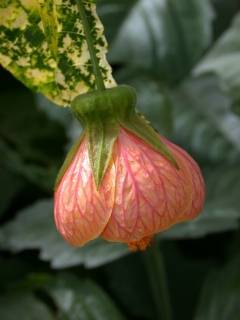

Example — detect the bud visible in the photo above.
[54,86,205,250]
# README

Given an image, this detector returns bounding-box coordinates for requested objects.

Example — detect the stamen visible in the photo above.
[128,236,153,251]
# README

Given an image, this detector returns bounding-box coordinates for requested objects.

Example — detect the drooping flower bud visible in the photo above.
[54,86,205,250]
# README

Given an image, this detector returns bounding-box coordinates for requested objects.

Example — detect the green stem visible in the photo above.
[77,0,105,91]
[143,241,172,320]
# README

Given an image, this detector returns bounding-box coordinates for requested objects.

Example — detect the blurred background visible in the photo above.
[1,0,240,319]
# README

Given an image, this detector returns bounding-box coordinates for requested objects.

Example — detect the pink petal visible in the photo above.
[101,129,205,244]
[54,137,116,246]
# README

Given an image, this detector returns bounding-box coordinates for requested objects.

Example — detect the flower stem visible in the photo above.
[143,241,172,320]
[77,0,105,91]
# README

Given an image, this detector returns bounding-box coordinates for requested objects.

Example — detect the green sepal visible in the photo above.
[70,85,134,188]
[54,133,85,190]
[71,85,137,125]
[87,119,120,189]
[69,85,179,189]
[121,113,179,169]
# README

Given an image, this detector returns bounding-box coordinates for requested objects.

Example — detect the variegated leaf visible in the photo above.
[0,0,116,106]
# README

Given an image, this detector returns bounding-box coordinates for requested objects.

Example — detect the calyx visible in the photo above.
[56,85,178,189]
[71,85,137,125]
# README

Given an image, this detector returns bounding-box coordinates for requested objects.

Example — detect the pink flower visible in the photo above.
[54,128,205,250]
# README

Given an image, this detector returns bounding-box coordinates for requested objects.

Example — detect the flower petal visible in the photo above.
[102,129,205,243]
[54,138,115,246]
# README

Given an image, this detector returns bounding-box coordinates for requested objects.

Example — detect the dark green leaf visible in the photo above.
[97,0,138,43]
[36,94,83,143]
[195,255,240,320]
[0,90,67,191]
[171,75,240,163]
[110,0,214,83]
[0,168,23,217]
[117,69,174,135]
[103,254,154,320]
[0,291,54,320]
[46,274,125,320]
[195,13,240,105]
[0,200,128,269]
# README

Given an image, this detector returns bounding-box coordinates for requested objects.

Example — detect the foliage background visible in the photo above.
[1,0,240,319]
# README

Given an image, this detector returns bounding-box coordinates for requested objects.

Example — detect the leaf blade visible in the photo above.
[194,13,240,105]
[0,0,116,106]
[0,199,128,269]
[47,275,126,320]
[195,255,240,320]
[110,0,214,84]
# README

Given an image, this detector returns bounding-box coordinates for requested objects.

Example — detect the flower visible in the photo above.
[54,127,205,250]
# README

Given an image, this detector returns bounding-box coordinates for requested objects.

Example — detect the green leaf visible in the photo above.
[0,199,128,269]
[46,274,125,320]
[110,0,214,84]
[0,89,67,191]
[195,13,240,105]
[36,94,72,126]
[117,69,174,135]
[162,165,240,239]
[102,254,155,320]
[195,255,240,320]
[163,243,214,320]
[0,168,23,217]
[0,291,54,320]
[0,0,115,106]
[171,75,240,163]
[0,140,57,192]
[97,0,138,43]
[36,93,83,143]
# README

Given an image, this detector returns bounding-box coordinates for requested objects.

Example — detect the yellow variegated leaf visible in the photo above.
[0,0,116,106]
